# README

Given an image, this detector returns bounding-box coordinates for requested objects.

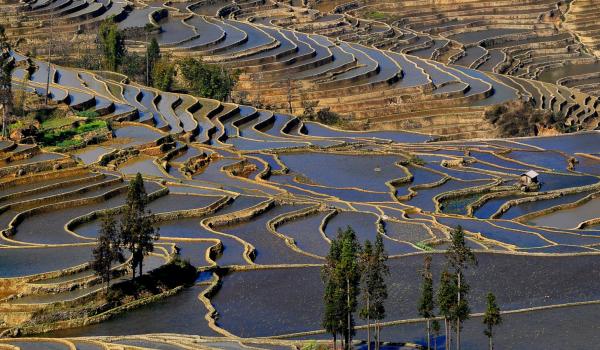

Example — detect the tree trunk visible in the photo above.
[145,32,149,86]
[366,294,371,350]
[376,322,381,350]
[139,255,143,276]
[333,333,337,350]
[457,272,461,350]
[444,318,449,350]
[489,333,493,350]
[347,277,351,350]
[106,269,110,294]
[2,105,6,139]
[426,319,431,350]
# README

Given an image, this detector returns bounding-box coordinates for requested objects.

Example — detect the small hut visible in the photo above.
[520,170,539,186]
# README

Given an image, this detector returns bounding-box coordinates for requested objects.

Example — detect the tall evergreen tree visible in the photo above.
[147,37,160,85]
[91,215,123,292]
[120,173,159,279]
[338,226,361,350]
[437,268,456,350]
[483,292,502,350]
[418,255,435,350]
[446,225,476,350]
[359,240,375,350]
[322,233,343,350]
[371,234,388,350]
[98,17,126,71]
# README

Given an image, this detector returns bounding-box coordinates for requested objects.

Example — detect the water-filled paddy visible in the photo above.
[8,16,600,346]
[278,153,406,192]
[324,211,417,255]
[211,253,600,337]
[0,246,92,278]
[528,196,600,229]
[276,211,331,258]
[44,284,217,338]
[218,205,321,265]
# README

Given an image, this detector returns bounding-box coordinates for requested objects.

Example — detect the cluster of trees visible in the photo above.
[92,173,160,291]
[322,227,388,350]
[485,100,577,137]
[179,58,239,101]
[93,19,238,101]
[418,226,502,350]
[96,18,164,88]
[321,226,502,350]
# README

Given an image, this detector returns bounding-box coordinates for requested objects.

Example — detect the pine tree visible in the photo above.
[483,292,502,350]
[338,226,361,350]
[98,17,126,71]
[445,225,476,350]
[322,232,343,350]
[147,37,160,85]
[418,255,435,350]
[120,173,159,279]
[437,268,456,350]
[91,215,123,292]
[359,240,375,350]
[371,234,388,350]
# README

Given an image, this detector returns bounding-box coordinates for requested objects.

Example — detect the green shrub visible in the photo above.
[152,58,176,91]
[408,155,425,166]
[366,11,386,20]
[315,107,341,125]
[55,139,84,148]
[76,109,100,119]
[179,57,239,101]
[107,258,198,303]
[415,242,433,251]
[39,120,107,146]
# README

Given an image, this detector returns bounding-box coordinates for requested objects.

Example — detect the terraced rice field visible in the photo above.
[2,0,600,349]
[5,0,600,138]
[2,58,600,346]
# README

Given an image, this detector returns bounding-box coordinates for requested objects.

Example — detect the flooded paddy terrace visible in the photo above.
[3,27,600,349]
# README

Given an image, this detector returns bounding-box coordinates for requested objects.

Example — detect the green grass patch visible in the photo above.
[76,109,100,119]
[41,116,79,130]
[55,139,85,148]
[365,11,387,20]
[40,120,108,147]
[416,241,434,251]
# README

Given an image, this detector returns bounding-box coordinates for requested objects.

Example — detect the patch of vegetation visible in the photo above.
[76,109,100,119]
[485,100,578,137]
[301,100,346,126]
[407,155,425,166]
[179,57,239,101]
[39,119,108,146]
[106,258,198,303]
[415,241,434,251]
[98,17,126,72]
[364,10,387,20]
[152,58,176,91]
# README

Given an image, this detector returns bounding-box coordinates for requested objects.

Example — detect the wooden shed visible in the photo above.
[520,170,539,186]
